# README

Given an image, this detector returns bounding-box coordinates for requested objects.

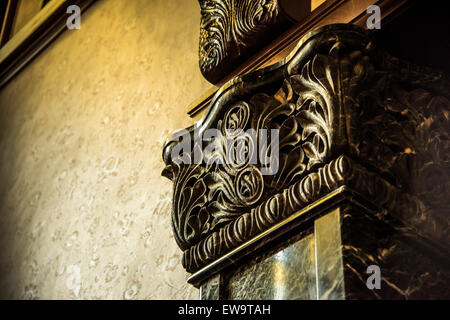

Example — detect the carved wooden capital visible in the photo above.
[198,0,292,83]
[163,24,450,273]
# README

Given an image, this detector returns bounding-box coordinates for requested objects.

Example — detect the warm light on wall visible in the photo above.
[312,0,327,11]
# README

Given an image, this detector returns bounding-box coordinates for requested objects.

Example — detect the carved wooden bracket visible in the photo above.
[163,24,450,274]
[198,0,294,84]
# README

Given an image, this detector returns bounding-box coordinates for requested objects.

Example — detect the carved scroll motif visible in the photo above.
[198,0,292,83]
[163,25,450,273]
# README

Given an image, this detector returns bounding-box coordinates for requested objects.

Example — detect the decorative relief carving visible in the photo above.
[198,0,292,83]
[163,25,450,273]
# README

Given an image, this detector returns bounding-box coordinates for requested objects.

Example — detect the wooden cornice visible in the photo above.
[0,0,97,89]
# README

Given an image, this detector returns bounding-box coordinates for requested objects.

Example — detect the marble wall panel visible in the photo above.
[314,209,345,300]
[227,233,317,300]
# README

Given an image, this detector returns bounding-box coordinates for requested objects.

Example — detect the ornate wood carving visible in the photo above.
[190,0,414,118]
[198,0,293,84]
[163,24,450,273]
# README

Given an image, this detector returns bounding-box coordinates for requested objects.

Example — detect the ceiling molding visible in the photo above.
[0,0,97,89]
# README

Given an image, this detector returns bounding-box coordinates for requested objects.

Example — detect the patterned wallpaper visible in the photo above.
[0,0,211,299]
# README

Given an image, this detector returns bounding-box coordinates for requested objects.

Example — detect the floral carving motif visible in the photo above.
[163,25,450,273]
[198,0,291,83]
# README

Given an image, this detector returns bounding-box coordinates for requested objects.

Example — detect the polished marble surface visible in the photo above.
[315,208,345,300]
[340,204,450,299]
[202,202,450,300]
[200,274,221,300]
[227,232,316,300]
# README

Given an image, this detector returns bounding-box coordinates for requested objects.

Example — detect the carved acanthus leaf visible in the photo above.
[163,24,450,273]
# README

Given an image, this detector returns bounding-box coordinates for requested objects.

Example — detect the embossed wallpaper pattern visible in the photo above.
[0,0,210,299]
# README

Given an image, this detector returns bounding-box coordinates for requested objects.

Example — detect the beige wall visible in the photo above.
[311,0,327,11]
[0,0,210,299]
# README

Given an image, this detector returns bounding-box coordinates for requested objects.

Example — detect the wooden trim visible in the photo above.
[0,0,18,47]
[188,0,412,119]
[41,0,53,9]
[0,0,97,89]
